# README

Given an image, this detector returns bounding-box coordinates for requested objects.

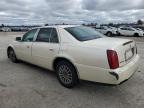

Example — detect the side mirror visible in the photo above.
[16,37,22,41]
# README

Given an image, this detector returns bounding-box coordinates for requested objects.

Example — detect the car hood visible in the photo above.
[82,37,132,49]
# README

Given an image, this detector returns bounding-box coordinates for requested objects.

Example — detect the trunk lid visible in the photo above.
[115,39,136,67]
[83,37,137,67]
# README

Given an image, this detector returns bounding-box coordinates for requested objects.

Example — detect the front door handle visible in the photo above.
[27,46,30,48]
[49,49,54,51]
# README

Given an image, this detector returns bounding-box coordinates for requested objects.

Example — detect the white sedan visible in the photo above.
[96,26,117,36]
[118,27,144,37]
[7,25,140,88]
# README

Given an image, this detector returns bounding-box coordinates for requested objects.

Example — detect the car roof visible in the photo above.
[32,25,80,29]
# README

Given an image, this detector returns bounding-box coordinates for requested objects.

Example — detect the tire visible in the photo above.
[106,32,112,37]
[7,48,18,63]
[117,32,121,36]
[56,60,79,88]
[134,33,139,37]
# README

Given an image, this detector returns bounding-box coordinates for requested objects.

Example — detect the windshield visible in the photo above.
[65,26,105,41]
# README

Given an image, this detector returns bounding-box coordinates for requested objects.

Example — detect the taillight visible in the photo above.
[107,50,119,69]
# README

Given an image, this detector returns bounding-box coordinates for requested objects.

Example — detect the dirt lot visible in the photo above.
[0,32,144,108]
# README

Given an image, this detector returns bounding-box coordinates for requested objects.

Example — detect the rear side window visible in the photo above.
[50,29,59,43]
[36,28,59,43]
[120,28,127,30]
[36,28,52,42]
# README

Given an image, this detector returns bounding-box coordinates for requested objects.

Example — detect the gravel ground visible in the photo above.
[0,32,144,108]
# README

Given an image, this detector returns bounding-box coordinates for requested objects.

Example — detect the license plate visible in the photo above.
[125,48,134,61]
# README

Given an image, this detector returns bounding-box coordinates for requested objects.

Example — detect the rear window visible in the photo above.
[65,26,105,41]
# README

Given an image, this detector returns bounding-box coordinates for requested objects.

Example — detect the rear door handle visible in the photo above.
[27,46,30,48]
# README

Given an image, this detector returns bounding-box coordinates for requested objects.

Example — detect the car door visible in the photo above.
[99,27,107,34]
[32,27,60,70]
[14,29,38,62]
[119,27,128,35]
[127,28,135,36]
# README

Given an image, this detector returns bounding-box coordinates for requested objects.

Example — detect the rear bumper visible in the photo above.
[77,55,140,85]
[111,54,140,84]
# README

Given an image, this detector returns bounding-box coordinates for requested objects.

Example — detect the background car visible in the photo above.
[135,28,144,35]
[96,26,118,36]
[1,27,11,32]
[117,26,144,37]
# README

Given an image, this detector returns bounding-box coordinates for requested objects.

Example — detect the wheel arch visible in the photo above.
[7,44,14,50]
[134,32,139,35]
[7,45,14,57]
[53,56,80,78]
[107,31,112,34]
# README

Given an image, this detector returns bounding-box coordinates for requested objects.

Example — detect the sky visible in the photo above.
[0,0,144,25]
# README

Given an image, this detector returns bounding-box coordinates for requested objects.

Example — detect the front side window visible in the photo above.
[120,28,127,30]
[100,27,104,29]
[36,28,52,42]
[65,26,105,41]
[22,29,37,42]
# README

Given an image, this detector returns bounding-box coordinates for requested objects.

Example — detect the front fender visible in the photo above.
[7,44,15,49]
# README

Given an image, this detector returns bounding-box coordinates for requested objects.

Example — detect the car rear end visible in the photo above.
[107,40,140,84]
[63,26,139,85]
[139,30,144,37]
[111,29,118,36]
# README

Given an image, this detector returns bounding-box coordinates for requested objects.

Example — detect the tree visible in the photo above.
[82,23,85,26]
[44,24,49,26]
[137,20,143,25]
[108,23,114,26]
[1,24,4,27]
